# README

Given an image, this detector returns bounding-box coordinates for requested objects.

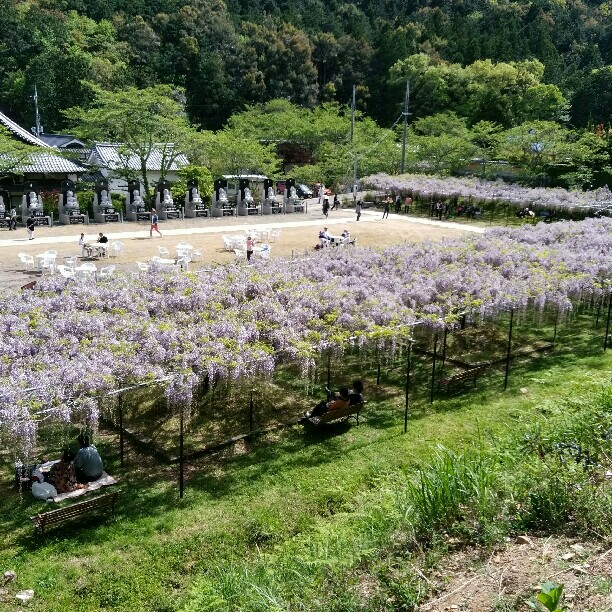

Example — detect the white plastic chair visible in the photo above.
[99,265,116,279]
[40,258,56,275]
[191,248,203,262]
[137,261,149,272]
[269,229,282,243]
[64,256,78,269]
[234,249,246,261]
[109,241,124,258]
[18,253,35,271]
[56,265,75,279]
[222,235,232,251]
[44,250,58,257]
[177,256,191,271]
[259,244,271,260]
[158,246,170,257]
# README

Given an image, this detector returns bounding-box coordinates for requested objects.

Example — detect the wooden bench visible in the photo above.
[437,366,487,393]
[305,401,365,427]
[30,491,120,535]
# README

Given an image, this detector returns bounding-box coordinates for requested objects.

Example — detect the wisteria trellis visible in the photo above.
[1,218,611,457]
[365,173,612,211]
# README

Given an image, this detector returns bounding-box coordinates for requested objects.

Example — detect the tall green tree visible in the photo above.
[65,85,196,200]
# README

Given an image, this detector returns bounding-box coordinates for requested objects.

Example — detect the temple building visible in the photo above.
[0,110,86,201]
[87,143,188,193]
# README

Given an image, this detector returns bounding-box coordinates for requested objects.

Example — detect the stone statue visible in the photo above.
[100,190,110,205]
[162,188,173,206]
[29,191,39,208]
[0,195,5,214]
[218,187,228,204]
[243,187,253,205]
[267,187,275,200]
[191,187,202,204]
[132,190,144,210]
[289,186,297,200]
[66,190,78,209]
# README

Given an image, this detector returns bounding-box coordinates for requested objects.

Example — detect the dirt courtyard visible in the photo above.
[0,204,482,295]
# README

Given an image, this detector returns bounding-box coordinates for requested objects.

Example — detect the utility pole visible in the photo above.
[400,80,410,174]
[33,85,42,137]
[351,84,357,204]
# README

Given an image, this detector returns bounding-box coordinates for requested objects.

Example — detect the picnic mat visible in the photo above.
[52,471,118,502]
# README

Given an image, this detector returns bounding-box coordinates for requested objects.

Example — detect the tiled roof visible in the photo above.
[16,153,87,174]
[0,111,51,147]
[38,134,88,149]
[89,143,189,172]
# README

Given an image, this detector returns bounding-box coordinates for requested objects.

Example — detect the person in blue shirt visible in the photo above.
[150,208,162,238]
[74,434,104,483]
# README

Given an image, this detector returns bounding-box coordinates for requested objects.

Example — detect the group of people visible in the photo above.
[34,434,104,496]
[303,380,364,420]
[79,232,109,257]
[317,227,352,248]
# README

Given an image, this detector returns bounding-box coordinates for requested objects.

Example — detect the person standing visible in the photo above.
[9,208,17,231]
[394,194,401,214]
[355,200,362,221]
[246,235,254,261]
[322,198,329,218]
[382,197,390,219]
[26,214,35,240]
[404,195,412,214]
[150,208,162,238]
[331,194,339,211]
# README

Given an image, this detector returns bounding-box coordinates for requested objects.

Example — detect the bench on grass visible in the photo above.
[437,366,487,393]
[305,401,365,427]
[30,491,120,535]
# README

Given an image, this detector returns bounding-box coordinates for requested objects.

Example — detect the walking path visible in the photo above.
[0,209,484,249]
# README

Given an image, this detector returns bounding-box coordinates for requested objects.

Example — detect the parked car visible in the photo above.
[296,184,313,198]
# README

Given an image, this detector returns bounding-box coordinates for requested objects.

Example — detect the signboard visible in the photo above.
[68,216,85,225]
[104,214,119,223]
[33,217,51,226]
[166,211,180,219]
[136,213,150,222]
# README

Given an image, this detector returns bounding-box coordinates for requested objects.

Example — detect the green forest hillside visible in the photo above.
[1,0,610,133]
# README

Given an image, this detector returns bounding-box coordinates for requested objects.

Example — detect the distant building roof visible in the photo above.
[38,134,88,150]
[16,153,87,174]
[89,143,188,172]
[0,111,50,148]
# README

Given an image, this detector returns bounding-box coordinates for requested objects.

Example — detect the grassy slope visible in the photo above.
[0,317,611,611]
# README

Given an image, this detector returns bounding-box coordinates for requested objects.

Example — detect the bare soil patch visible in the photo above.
[419,535,612,611]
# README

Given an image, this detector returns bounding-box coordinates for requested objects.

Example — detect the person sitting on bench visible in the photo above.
[348,380,364,405]
[306,386,351,419]
[74,434,104,484]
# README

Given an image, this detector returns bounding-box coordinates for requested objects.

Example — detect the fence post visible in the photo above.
[604,291,612,352]
[504,307,515,390]
[430,335,438,404]
[179,405,184,499]
[553,306,559,343]
[118,392,124,468]
[404,340,412,434]
[249,388,254,432]
[327,350,331,389]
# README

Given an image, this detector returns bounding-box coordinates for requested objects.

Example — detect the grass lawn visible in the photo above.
[1,313,611,610]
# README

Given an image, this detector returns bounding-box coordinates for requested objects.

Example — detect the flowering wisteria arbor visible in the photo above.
[364,173,612,214]
[0,219,611,461]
